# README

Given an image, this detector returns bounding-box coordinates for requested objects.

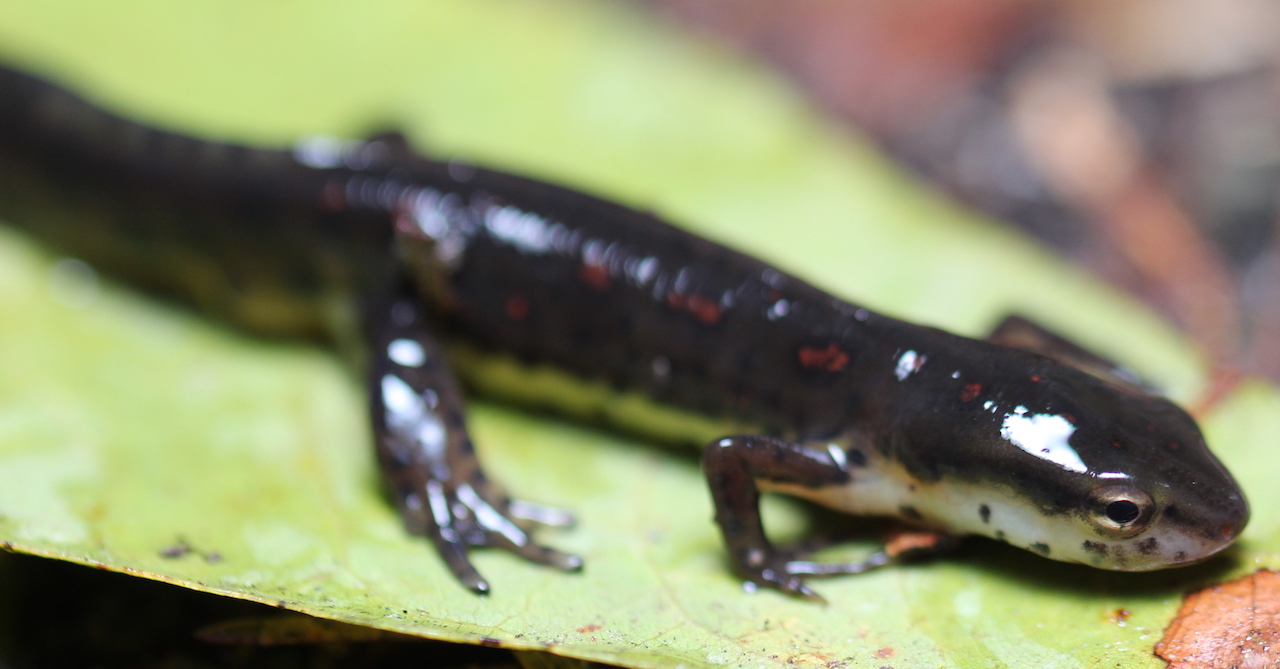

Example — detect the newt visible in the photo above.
[0,64,1248,599]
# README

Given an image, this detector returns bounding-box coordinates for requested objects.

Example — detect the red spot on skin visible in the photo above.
[579,263,612,291]
[505,295,529,321]
[576,624,603,633]
[1030,375,1042,382]
[1168,441,1181,451]
[667,292,723,324]
[685,294,722,325]
[394,212,415,235]
[960,383,982,402]
[322,181,347,211]
[876,647,896,658]
[798,344,850,372]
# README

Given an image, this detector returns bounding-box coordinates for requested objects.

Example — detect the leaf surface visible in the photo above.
[0,2,1277,667]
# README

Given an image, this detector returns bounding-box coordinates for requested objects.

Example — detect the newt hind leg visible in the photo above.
[988,315,1154,392]
[367,285,581,593]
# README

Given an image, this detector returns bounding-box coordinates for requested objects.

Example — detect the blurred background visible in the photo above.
[644,0,1280,386]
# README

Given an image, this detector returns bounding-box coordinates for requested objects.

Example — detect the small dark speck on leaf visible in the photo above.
[160,540,192,559]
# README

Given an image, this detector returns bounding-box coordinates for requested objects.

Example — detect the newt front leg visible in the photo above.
[703,436,892,600]
[367,285,582,593]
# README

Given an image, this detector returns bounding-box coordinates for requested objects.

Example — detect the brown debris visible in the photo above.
[1109,608,1132,625]
[650,0,1280,382]
[648,0,1040,138]
[1156,570,1280,668]
[883,525,953,559]
[1008,50,1242,367]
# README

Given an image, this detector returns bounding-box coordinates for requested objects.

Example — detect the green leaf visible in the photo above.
[0,1,1277,667]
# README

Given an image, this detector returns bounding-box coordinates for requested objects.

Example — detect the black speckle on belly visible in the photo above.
[1081,540,1108,557]
[1136,537,1159,555]
[898,505,923,521]
[978,504,991,524]
[1029,542,1050,556]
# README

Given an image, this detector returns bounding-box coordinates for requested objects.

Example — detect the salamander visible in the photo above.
[0,64,1249,599]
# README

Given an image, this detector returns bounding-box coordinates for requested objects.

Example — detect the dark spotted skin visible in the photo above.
[0,65,1250,598]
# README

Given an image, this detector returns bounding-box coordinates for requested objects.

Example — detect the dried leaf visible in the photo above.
[1157,570,1280,669]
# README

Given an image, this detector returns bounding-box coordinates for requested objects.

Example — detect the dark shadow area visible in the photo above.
[938,532,1247,599]
[0,550,526,669]
[743,498,1246,601]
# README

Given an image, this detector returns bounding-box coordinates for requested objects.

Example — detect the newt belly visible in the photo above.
[0,64,1249,598]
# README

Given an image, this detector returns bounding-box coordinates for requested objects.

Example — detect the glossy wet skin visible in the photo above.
[0,63,1249,596]
[857,322,1248,570]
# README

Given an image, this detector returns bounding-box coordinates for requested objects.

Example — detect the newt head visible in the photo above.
[1032,373,1249,571]
[888,338,1249,573]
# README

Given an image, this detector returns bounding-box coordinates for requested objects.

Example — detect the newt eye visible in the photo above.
[1087,484,1153,537]
[1105,500,1140,524]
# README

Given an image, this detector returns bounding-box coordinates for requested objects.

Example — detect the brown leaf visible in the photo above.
[1156,570,1280,668]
